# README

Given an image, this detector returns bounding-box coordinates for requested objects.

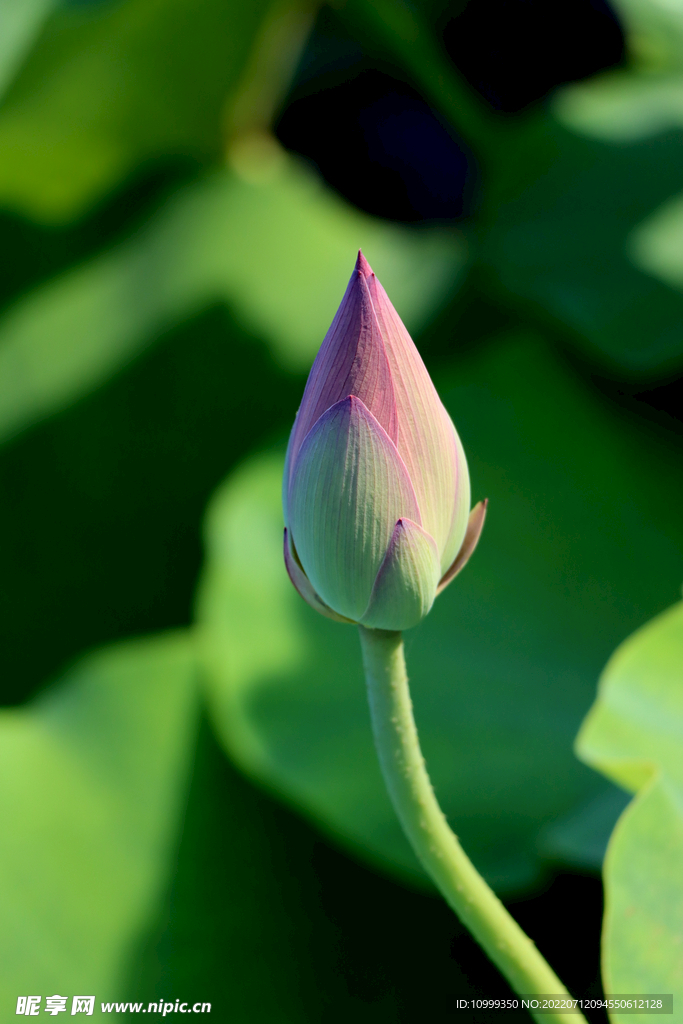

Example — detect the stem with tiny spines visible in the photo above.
[358,625,588,1024]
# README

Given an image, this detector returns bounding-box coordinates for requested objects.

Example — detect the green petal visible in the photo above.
[283,528,355,624]
[360,517,441,630]
[288,396,421,621]
[437,418,472,574]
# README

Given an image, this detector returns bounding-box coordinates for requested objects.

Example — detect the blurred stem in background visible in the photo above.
[341,0,502,162]
[359,626,589,1023]
[225,0,318,180]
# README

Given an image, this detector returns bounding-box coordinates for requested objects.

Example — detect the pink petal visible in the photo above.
[283,257,398,512]
[361,255,467,571]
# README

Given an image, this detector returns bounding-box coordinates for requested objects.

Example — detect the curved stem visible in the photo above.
[358,626,588,1024]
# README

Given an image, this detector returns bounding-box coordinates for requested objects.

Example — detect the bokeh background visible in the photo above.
[1,0,683,1019]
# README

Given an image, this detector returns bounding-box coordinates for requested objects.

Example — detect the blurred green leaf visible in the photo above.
[0,632,198,1009]
[537,786,631,872]
[0,157,463,445]
[129,719,405,1023]
[628,188,683,295]
[554,74,683,143]
[554,0,683,142]
[196,332,683,893]
[0,628,491,1019]
[484,0,683,377]
[544,0,683,353]
[128,715,509,1021]
[576,601,683,1022]
[614,0,683,71]
[478,114,683,377]
[348,0,683,377]
[0,0,55,99]
[0,0,271,221]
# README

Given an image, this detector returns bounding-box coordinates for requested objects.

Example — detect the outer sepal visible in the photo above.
[283,529,354,624]
[436,500,488,595]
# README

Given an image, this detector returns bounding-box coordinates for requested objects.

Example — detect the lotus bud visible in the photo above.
[283,252,486,631]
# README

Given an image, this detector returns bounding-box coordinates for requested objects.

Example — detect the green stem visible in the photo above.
[358,626,588,1024]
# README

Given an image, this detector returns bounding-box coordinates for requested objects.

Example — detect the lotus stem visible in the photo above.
[358,626,588,1024]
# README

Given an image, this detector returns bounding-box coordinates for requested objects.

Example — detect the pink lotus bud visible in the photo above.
[283,252,486,630]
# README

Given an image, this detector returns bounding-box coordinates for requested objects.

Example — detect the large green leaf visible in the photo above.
[0,629,502,1019]
[128,720,390,1022]
[576,601,683,1022]
[627,188,683,298]
[197,331,683,893]
[555,0,683,143]
[545,0,683,354]
[480,0,683,377]
[0,157,463,446]
[0,0,271,222]
[478,113,683,377]
[0,632,198,1011]
[556,73,683,144]
[0,0,55,100]
[128,716,518,1021]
